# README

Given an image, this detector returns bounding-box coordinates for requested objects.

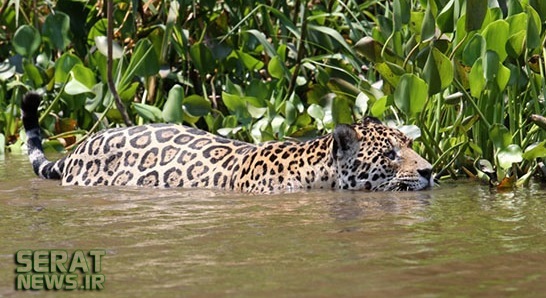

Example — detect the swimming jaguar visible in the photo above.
[21,92,433,193]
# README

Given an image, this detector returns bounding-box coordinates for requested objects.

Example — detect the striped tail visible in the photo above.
[21,92,65,180]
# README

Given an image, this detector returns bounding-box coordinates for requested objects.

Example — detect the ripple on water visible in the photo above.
[2,156,546,296]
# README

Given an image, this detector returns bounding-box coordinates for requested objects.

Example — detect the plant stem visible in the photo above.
[107,0,133,126]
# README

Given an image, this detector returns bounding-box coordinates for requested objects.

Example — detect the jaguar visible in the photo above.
[22,92,433,193]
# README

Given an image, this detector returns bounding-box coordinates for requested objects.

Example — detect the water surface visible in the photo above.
[1,154,546,297]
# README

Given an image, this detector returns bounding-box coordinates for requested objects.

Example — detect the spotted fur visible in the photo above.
[21,93,433,193]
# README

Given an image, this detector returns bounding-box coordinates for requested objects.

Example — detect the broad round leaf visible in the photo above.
[94,36,123,59]
[496,63,511,91]
[268,56,286,79]
[55,53,83,83]
[307,104,325,122]
[421,2,436,41]
[65,64,96,95]
[162,85,184,123]
[462,34,485,66]
[423,47,453,95]
[355,92,369,116]
[332,97,353,125]
[523,141,546,160]
[465,0,487,31]
[371,96,389,117]
[483,50,500,82]
[482,20,510,62]
[285,101,297,125]
[42,12,71,51]
[527,6,541,49]
[236,50,264,71]
[183,95,211,117]
[497,144,523,169]
[469,58,485,98]
[489,123,512,149]
[394,74,428,117]
[13,25,41,57]
[393,0,410,31]
[190,43,215,75]
[437,0,455,33]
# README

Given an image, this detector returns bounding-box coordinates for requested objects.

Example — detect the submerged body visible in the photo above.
[22,93,433,193]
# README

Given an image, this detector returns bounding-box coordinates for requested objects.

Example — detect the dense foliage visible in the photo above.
[1,0,546,186]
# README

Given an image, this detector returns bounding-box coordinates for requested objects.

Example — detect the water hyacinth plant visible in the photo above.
[0,0,546,187]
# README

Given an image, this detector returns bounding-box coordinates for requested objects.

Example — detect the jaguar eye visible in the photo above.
[384,149,396,160]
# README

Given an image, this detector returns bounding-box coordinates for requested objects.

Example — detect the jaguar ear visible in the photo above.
[362,116,382,125]
[333,124,360,158]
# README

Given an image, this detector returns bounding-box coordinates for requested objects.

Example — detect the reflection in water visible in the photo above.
[1,154,546,296]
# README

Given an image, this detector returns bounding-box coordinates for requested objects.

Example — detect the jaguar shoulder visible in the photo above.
[22,93,433,193]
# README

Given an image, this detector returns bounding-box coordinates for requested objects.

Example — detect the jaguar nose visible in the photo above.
[417,168,432,181]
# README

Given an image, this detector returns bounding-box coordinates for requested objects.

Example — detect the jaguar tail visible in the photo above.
[21,92,65,180]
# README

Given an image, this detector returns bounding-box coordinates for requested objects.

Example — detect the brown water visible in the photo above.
[1,154,546,297]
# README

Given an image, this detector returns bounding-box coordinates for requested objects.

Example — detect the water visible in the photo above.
[1,154,546,297]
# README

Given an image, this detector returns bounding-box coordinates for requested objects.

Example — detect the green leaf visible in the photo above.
[42,12,71,51]
[507,0,523,16]
[497,144,523,169]
[285,101,297,125]
[307,104,325,122]
[507,31,526,58]
[375,62,400,87]
[355,36,383,63]
[423,47,453,95]
[371,96,389,117]
[189,42,215,75]
[489,123,512,149]
[355,92,369,116]
[129,38,160,77]
[236,50,264,71]
[65,64,96,95]
[332,97,353,125]
[529,0,546,22]
[308,24,356,56]
[268,56,288,80]
[462,34,485,66]
[221,92,252,124]
[134,103,163,122]
[466,0,488,31]
[421,2,436,41]
[245,29,277,58]
[482,20,510,62]
[523,141,546,160]
[55,53,83,83]
[437,0,455,33]
[469,58,485,97]
[23,62,43,87]
[393,0,410,31]
[496,63,511,91]
[94,36,123,59]
[394,74,428,117]
[163,85,184,123]
[483,50,499,82]
[13,25,41,57]
[183,95,211,117]
[247,79,270,100]
[119,82,140,101]
[527,6,541,50]
[507,13,528,36]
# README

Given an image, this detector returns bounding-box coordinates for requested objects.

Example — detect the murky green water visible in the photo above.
[2,154,546,297]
